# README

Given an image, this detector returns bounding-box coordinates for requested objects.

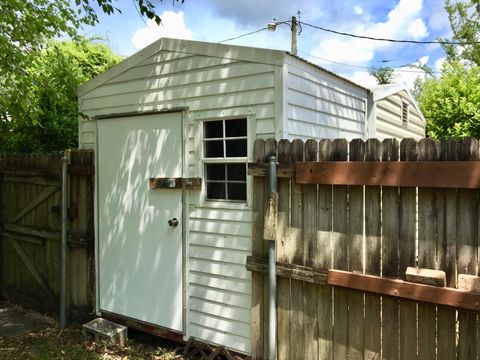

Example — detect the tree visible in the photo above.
[416,61,480,139]
[0,39,122,152]
[0,0,183,77]
[369,66,396,84]
[442,0,480,66]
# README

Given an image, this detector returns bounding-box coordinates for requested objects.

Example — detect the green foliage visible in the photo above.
[368,66,396,84]
[442,0,480,66]
[0,0,184,78]
[0,39,122,152]
[417,61,480,139]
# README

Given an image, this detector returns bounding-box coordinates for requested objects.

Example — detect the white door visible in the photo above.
[97,113,183,332]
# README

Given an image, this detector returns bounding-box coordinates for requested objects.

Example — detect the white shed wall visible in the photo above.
[79,47,282,354]
[284,56,368,141]
[375,90,425,140]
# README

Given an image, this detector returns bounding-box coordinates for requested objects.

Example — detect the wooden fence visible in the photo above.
[249,137,480,360]
[0,151,95,320]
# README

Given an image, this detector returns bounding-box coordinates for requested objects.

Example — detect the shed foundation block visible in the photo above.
[82,318,128,346]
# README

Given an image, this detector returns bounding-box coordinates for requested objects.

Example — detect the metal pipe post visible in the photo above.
[60,155,69,329]
[268,155,277,360]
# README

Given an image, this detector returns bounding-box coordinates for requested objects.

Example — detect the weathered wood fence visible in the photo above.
[249,137,480,360]
[0,151,95,319]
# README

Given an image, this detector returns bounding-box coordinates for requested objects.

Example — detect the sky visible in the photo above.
[80,0,453,89]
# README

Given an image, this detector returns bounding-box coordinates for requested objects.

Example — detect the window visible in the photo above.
[203,118,247,202]
[401,101,409,127]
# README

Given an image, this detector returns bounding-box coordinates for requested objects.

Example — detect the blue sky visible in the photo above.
[80,0,452,88]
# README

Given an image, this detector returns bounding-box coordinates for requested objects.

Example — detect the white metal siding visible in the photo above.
[78,48,280,354]
[284,56,368,141]
[375,91,425,140]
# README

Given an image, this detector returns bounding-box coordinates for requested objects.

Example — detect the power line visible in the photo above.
[218,27,268,44]
[298,50,440,74]
[300,21,479,45]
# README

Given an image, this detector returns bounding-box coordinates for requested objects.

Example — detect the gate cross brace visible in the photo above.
[7,237,57,302]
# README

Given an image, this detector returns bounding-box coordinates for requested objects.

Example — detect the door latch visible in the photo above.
[168,218,179,227]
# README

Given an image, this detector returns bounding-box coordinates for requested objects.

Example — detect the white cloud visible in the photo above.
[310,0,429,65]
[349,71,378,88]
[434,56,446,70]
[353,6,364,16]
[131,11,193,50]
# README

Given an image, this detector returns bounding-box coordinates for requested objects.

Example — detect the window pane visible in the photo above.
[204,120,223,138]
[227,164,246,181]
[226,139,247,157]
[207,182,226,200]
[225,118,247,137]
[227,183,246,200]
[205,140,223,158]
[206,164,225,181]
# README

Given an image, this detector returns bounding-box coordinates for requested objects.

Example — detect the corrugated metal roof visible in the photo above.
[286,52,371,92]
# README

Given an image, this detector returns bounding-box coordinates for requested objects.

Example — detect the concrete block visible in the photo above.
[405,267,446,287]
[82,318,127,346]
[458,274,480,293]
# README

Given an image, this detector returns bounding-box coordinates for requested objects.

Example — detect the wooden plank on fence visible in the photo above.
[3,223,60,240]
[399,138,417,360]
[246,256,328,284]
[381,138,400,360]
[251,139,266,360]
[417,138,437,360]
[296,161,480,188]
[328,270,480,311]
[276,139,292,360]
[303,139,319,360]
[290,139,304,360]
[364,139,381,360]
[331,138,349,360]
[317,139,333,360]
[437,138,457,360]
[457,137,479,360]
[8,186,59,223]
[347,139,365,360]
[248,163,294,178]
[7,237,56,302]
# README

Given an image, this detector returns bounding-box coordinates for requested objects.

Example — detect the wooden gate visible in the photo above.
[0,151,95,319]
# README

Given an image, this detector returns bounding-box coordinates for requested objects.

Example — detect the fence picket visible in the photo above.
[364,139,382,360]
[317,139,333,360]
[276,139,292,360]
[332,139,349,360]
[303,140,319,360]
[347,139,365,360]
[290,139,305,360]
[437,138,458,360]
[457,137,479,360]
[381,138,400,360]
[399,138,418,360]
[417,138,438,360]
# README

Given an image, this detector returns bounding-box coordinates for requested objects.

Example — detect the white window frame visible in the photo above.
[202,117,249,204]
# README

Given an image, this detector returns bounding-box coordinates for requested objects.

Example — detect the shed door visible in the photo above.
[97,113,183,332]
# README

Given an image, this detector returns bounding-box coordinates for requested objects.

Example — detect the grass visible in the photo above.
[0,325,183,360]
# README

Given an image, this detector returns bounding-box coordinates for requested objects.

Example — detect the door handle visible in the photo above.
[168,218,179,227]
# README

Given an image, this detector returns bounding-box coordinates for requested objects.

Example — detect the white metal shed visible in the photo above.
[77,37,425,355]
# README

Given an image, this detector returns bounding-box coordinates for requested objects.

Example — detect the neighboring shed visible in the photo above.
[77,37,425,355]
[368,83,426,140]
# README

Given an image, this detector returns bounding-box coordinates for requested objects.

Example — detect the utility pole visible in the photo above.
[291,16,298,56]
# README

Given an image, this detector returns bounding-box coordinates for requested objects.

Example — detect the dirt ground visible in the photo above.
[0,300,183,360]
